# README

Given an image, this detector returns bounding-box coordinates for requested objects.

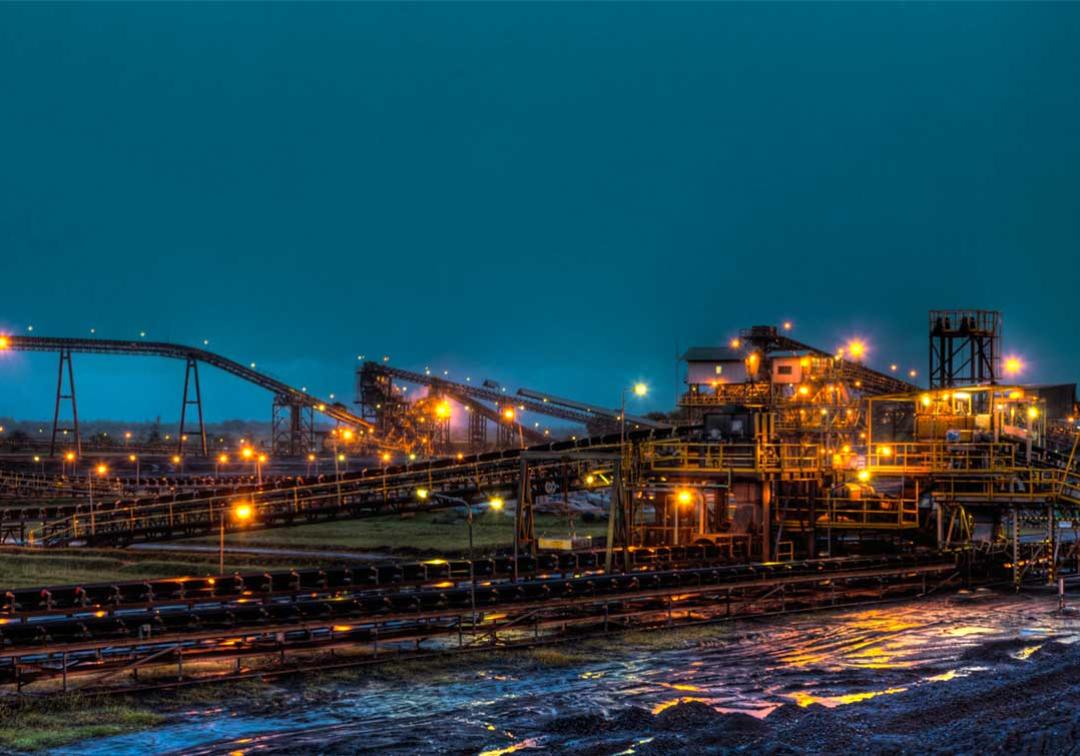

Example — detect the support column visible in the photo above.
[935,498,943,549]
[49,348,79,458]
[515,458,535,557]
[761,479,772,562]
[272,397,315,456]
[1012,505,1021,592]
[604,459,622,572]
[1048,503,1057,584]
[496,409,516,450]
[468,409,487,452]
[177,358,208,456]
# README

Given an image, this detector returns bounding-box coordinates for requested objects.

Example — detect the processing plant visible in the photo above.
[0,309,1078,694]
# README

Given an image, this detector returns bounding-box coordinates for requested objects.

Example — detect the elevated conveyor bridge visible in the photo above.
[1,335,381,456]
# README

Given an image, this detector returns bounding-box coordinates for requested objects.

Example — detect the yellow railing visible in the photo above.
[644,440,1071,478]
[864,442,1028,473]
[781,496,918,530]
[644,442,821,474]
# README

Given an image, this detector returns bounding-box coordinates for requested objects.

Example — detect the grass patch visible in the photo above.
[0,698,163,751]
[604,624,733,650]
[184,512,608,555]
[522,646,593,668]
[0,551,276,589]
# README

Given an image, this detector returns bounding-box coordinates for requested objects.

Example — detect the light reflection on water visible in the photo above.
[60,592,1080,755]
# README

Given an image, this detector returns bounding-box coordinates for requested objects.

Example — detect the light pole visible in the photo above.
[220,501,254,574]
[216,453,228,477]
[606,382,648,574]
[380,451,391,504]
[332,431,343,506]
[171,454,183,475]
[424,492,502,636]
[129,454,140,488]
[465,497,476,634]
[620,382,649,449]
[90,463,107,536]
[257,454,267,485]
[501,406,525,449]
[240,446,254,481]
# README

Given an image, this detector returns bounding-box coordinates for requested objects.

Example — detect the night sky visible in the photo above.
[2,3,1079,423]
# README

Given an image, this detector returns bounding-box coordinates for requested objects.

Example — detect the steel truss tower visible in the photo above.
[929,309,1002,388]
[177,358,208,456]
[49,349,79,458]
[272,396,315,457]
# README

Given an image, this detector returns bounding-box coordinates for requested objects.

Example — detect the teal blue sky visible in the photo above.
[2,3,1079,422]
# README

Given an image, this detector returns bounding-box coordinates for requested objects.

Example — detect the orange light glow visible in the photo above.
[1004,356,1024,376]
[241,447,254,460]
[502,407,516,421]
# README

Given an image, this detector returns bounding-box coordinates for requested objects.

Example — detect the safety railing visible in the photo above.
[781,496,919,530]
[27,449,601,547]
[644,442,822,474]
[865,442,1043,474]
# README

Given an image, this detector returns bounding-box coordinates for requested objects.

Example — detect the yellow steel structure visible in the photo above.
[648,325,1077,569]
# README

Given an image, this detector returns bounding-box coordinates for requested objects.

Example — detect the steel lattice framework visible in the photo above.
[1,336,378,455]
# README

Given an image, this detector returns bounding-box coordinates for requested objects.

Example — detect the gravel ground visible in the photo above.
[536,633,1080,754]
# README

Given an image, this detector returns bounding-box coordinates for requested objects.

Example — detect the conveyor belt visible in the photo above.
[27,425,690,547]
[0,553,952,653]
[2,335,374,431]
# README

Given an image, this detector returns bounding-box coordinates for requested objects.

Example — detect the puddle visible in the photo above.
[57,592,1080,755]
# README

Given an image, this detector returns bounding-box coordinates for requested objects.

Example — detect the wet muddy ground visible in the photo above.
[58,590,1080,754]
